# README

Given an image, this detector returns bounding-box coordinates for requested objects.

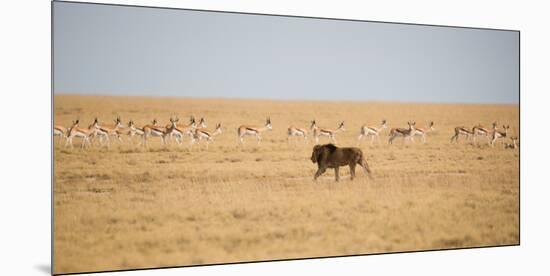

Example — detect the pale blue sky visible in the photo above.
[53,1,519,104]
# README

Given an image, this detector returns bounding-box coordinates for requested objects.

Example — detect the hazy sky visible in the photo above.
[53,1,519,104]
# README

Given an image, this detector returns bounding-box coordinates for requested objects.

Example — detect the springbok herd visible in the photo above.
[53,115,518,150]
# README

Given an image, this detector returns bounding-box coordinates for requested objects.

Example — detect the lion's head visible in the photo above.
[311,145,323,163]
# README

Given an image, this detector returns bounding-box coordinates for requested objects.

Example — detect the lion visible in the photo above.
[310,143,372,181]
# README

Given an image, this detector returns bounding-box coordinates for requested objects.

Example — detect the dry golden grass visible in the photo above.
[53,95,519,274]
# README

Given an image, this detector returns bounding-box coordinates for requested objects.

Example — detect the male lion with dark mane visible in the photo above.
[311,143,372,181]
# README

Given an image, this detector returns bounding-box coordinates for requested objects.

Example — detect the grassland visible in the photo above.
[53,95,519,274]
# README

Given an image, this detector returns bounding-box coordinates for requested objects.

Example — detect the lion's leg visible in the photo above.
[360,158,373,179]
[334,167,340,182]
[349,163,356,180]
[314,166,327,180]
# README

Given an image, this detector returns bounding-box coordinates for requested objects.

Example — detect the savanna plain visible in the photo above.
[53,95,519,274]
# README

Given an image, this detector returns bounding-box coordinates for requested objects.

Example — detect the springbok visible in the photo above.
[357,120,387,145]
[388,122,416,144]
[198,117,207,128]
[191,123,223,149]
[491,125,510,147]
[450,126,474,143]
[127,120,145,144]
[111,121,133,144]
[95,116,124,147]
[66,119,93,149]
[237,118,272,145]
[163,116,203,143]
[287,124,309,144]
[142,119,168,146]
[84,118,100,146]
[504,136,518,149]
[173,116,204,144]
[311,120,345,144]
[412,121,435,143]
[160,117,184,145]
[472,122,497,145]
[54,125,67,145]
[113,123,133,142]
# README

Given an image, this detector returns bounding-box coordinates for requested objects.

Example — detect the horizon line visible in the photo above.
[54,92,519,106]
